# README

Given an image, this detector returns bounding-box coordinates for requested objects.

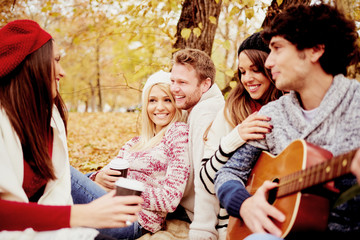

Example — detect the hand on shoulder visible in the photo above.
[237,112,272,141]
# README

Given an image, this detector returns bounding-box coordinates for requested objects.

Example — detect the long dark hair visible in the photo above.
[0,40,67,181]
[224,49,282,127]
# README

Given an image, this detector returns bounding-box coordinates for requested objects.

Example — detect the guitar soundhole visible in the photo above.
[268,178,279,205]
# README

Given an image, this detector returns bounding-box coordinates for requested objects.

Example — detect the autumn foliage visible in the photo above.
[68,112,140,173]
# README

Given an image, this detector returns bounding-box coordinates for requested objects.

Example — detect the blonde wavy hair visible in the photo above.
[130,83,184,151]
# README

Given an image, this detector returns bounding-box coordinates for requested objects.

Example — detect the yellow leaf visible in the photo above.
[157,17,165,25]
[135,65,142,72]
[230,6,240,17]
[225,69,235,77]
[225,16,232,24]
[238,20,244,27]
[73,36,80,45]
[193,27,201,37]
[50,12,61,17]
[127,5,134,12]
[198,22,203,30]
[209,16,217,24]
[243,0,255,7]
[215,0,220,4]
[214,39,223,45]
[223,40,231,50]
[229,81,237,88]
[181,28,192,40]
[245,9,254,19]
[68,112,139,173]
[41,6,51,12]
[277,0,283,6]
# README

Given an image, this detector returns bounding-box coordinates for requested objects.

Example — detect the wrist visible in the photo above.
[70,204,89,228]
[221,126,245,154]
[217,180,251,218]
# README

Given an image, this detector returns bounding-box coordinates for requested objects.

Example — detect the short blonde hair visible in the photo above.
[172,48,216,85]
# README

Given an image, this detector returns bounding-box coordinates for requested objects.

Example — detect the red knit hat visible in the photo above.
[0,19,52,78]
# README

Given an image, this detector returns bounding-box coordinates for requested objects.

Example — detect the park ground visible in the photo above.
[68,112,140,173]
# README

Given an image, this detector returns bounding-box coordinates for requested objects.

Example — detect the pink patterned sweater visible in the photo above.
[114,122,190,233]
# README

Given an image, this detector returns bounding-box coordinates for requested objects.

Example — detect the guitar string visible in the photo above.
[275,151,355,196]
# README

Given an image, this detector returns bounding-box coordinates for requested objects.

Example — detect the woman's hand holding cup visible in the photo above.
[115,178,145,226]
[95,159,129,191]
[109,158,129,177]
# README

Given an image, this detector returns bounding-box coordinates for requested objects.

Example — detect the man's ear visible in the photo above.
[310,44,325,62]
[201,78,212,93]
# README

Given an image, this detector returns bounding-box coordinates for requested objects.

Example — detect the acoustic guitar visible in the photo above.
[226,139,357,240]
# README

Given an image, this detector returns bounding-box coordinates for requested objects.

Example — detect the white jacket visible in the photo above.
[0,106,72,204]
[0,106,97,240]
[181,84,224,236]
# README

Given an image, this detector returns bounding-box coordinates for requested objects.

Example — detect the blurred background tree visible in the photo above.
[1,0,359,112]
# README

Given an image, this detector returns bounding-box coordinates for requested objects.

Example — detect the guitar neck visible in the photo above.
[277,150,356,197]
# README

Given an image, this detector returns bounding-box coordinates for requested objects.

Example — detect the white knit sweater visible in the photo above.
[190,106,246,240]
[186,84,225,240]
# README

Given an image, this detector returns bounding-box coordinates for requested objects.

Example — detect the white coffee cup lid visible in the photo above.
[109,158,129,169]
[115,178,145,192]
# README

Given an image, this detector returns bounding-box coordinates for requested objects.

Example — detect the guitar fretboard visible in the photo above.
[277,150,356,197]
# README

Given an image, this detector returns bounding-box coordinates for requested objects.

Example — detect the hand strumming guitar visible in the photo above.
[240,180,285,237]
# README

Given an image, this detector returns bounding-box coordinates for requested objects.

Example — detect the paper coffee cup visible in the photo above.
[115,178,145,196]
[109,158,129,177]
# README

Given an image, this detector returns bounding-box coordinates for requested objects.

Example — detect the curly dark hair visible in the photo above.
[262,3,359,76]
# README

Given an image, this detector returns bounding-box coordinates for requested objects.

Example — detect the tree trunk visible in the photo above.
[89,83,96,112]
[96,37,103,112]
[173,0,222,56]
[221,0,312,97]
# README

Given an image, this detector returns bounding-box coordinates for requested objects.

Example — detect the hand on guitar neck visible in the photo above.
[240,181,285,237]
[350,149,360,184]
